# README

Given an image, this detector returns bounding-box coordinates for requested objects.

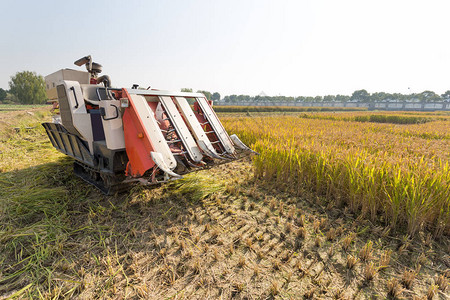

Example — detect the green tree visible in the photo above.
[323,95,336,102]
[212,92,221,101]
[9,71,47,104]
[351,89,370,102]
[0,88,7,102]
[418,90,441,102]
[314,96,323,102]
[335,95,350,102]
[228,95,237,102]
[441,90,450,100]
[181,88,193,92]
[197,90,212,100]
[371,92,391,102]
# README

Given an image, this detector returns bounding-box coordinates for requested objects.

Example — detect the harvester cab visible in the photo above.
[42,56,256,194]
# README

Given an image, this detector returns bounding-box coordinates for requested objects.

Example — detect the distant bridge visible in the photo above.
[215,101,450,111]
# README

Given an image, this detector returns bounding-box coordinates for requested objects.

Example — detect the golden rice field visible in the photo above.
[222,111,450,237]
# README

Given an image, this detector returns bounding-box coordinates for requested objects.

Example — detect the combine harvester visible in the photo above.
[42,56,256,194]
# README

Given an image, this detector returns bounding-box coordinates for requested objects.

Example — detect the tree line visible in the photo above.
[221,89,450,103]
[1,71,450,105]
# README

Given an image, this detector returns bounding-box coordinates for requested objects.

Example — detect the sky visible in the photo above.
[1,0,450,97]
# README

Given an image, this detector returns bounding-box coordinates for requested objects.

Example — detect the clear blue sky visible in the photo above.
[1,0,449,97]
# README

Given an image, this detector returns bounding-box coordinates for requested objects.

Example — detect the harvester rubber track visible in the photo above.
[73,161,129,195]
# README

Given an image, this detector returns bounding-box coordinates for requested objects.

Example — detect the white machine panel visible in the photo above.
[64,81,94,153]
[100,99,125,150]
[195,97,235,154]
[129,95,177,170]
[172,97,221,158]
[159,96,203,162]
[46,69,89,100]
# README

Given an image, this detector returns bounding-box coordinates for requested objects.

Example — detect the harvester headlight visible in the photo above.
[120,98,129,108]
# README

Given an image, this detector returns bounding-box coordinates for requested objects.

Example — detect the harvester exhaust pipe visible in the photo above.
[97,75,111,88]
